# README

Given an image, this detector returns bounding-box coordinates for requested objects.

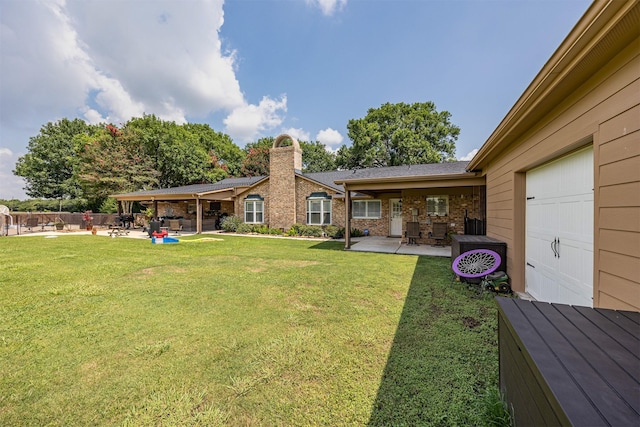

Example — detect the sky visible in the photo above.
[0,0,592,200]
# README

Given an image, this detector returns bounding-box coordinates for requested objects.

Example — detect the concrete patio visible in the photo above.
[348,236,451,257]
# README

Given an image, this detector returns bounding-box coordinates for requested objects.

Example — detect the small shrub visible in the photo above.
[300,225,323,237]
[350,228,364,237]
[267,227,283,235]
[323,225,339,238]
[221,215,242,232]
[236,223,253,234]
[287,224,303,236]
[253,225,268,234]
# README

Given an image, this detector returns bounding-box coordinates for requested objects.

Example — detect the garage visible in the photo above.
[525,146,594,306]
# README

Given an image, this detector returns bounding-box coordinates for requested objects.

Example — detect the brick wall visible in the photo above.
[294,178,344,227]
[236,180,270,224]
[401,188,482,244]
[350,197,391,236]
[157,201,192,218]
[269,142,302,230]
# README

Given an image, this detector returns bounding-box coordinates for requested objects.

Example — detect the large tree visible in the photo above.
[239,137,337,177]
[240,137,273,177]
[183,123,245,177]
[156,126,228,187]
[14,118,95,208]
[78,124,159,205]
[300,140,336,173]
[337,102,459,169]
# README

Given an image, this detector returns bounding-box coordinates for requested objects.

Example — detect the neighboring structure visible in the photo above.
[467,0,639,311]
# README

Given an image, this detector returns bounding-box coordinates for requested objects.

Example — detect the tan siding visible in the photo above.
[599,154,640,186]
[486,179,513,197]
[598,103,640,144]
[598,271,640,310]
[600,207,640,232]
[487,199,516,212]
[598,292,639,311]
[487,190,513,203]
[599,181,640,207]
[599,229,640,257]
[599,132,640,165]
[600,250,639,283]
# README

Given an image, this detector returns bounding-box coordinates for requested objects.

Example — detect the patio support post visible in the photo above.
[153,200,158,220]
[196,198,202,234]
[345,188,351,249]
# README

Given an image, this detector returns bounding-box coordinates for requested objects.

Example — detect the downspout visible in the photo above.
[344,187,351,249]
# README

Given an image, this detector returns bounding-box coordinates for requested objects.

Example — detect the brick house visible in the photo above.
[233,134,483,243]
[113,134,483,242]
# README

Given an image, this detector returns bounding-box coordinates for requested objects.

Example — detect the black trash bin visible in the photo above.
[451,235,507,283]
[148,220,160,238]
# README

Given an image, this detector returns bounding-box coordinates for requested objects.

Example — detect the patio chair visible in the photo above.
[429,222,448,247]
[405,222,422,245]
[168,219,182,235]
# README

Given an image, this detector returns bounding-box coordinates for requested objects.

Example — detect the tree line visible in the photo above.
[12,102,459,212]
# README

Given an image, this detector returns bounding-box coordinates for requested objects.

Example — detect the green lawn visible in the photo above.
[0,234,501,426]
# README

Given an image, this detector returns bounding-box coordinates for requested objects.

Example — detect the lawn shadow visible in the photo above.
[308,240,346,251]
[367,255,481,426]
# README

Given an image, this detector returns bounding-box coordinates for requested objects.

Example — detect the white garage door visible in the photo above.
[526,146,594,307]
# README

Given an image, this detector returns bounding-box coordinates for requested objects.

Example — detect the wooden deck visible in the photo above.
[497,297,639,426]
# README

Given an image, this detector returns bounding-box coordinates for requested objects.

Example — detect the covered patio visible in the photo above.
[112,177,263,233]
[334,163,486,250]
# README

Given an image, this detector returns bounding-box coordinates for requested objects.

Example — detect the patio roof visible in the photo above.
[334,161,484,193]
[113,161,484,203]
[112,176,265,201]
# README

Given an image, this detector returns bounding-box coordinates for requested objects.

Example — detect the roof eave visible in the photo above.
[468,0,637,171]
[336,172,479,186]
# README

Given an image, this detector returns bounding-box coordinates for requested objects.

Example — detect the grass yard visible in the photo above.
[0,234,502,426]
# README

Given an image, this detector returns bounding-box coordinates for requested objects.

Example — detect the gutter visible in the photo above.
[334,172,480,186]
[467,0,635,171]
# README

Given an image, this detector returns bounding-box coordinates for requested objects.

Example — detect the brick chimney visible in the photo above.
[269,134,302,230]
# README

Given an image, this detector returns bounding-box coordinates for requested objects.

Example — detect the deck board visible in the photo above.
[497,298,640,426]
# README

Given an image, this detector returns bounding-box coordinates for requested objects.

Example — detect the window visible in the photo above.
[306,192,332,225]
[426,196,449,216]
[244,195,264,223]
[352,200,382,219]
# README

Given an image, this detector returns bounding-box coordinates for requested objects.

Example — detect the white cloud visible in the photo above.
[0,148,27,200]
[223,95,288,143]
[459,148,479,161]
[316,128,344,150]
[281,127,310,142]
[306,0,347,16]
[1,0,247,139]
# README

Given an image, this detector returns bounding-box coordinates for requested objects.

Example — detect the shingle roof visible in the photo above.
[299,170,356,192]
[114,162,471,199]
[336,161,470,181]
[113,176,264,198]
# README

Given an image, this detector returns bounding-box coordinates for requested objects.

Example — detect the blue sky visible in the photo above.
[0,0,592,199]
